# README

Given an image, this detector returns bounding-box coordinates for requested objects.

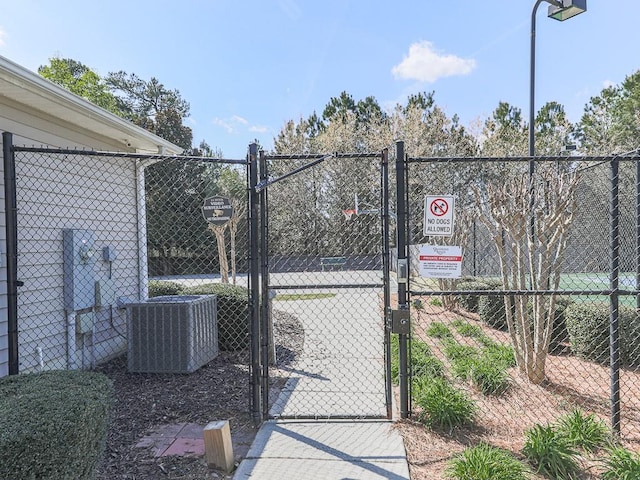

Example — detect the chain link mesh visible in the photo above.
[12,150,249,375]
[264,153,389,419]
[404,155,640,448]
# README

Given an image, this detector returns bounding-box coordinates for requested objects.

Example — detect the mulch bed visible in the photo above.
[95,310,304,479]
[397,302,640,480]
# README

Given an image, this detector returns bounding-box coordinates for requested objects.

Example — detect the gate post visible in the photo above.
[381,148,393,419]
[259,149,271,419]
[610,156,621,435]
[248,143,263,425]
[395,141,410,419]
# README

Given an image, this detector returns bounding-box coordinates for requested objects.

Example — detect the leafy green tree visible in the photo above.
[480,101,527,157]
[106,71,193,150]
[577,70,640,155]
[38,57,123,115]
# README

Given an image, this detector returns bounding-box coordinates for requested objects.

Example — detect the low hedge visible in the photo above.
[0,371,113,480]
[183,283,250,351]
[148,279,184,297]
[456,278,502,314]
[565,302,640,367]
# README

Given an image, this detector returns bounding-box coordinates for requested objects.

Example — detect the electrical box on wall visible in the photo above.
[63,229,96,311]
[95,279,117,308]
[76,311,95,334]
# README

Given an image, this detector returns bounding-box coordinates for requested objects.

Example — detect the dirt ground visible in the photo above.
[95,310,303,479]
[399,303,640,480]
[95,301,640,479]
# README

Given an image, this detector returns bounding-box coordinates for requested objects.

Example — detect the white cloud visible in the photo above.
[602,79,616,89]
[249,125,268,133]
[392,41,476,83]
[0,27,7,47]
[231,115,249,125]
[213,115,267,134]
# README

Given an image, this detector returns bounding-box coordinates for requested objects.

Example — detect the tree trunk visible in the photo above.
[209,224,229,283]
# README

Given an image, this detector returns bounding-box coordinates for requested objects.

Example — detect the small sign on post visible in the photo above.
[202,196,234,225]
[424,195,454,237]
[418,244,462,278]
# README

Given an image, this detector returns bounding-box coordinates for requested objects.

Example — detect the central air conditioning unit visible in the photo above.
[127,295,218,373]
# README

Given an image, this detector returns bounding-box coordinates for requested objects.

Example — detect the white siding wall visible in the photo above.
[15,150,140,372]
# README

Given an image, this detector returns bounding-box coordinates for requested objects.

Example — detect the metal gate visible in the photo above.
[395,143,640,443]
[248,145,393,421]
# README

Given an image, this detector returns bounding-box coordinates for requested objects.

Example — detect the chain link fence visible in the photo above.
[11,150,249,377]
[260,152,392,419]
[402,153,640,450]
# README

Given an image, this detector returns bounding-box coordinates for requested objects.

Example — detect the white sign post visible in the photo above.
[423,195,455,237]
[418,244,462,279]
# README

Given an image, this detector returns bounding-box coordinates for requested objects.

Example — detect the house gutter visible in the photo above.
[3,132,19,375]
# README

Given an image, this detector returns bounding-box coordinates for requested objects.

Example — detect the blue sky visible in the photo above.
[0,1,637,157]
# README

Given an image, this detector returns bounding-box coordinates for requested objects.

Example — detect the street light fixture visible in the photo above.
[529,0,587,159]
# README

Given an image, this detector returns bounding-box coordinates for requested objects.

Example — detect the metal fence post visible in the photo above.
[380,148,392,419]
[610,156,621,435]
[3,132,19,375]
[259,149,271,419]
[248,143,262,425]
[395,141,410,419]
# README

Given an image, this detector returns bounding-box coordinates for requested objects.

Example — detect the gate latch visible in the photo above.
[391,309,411,334]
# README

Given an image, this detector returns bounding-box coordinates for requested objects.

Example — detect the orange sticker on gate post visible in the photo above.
[418,244,462,278]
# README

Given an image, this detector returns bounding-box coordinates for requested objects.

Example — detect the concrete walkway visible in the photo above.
[234,277,409,479]
[233,420,409,479]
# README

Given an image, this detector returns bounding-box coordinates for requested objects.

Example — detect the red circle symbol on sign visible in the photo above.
[430,198,449,217]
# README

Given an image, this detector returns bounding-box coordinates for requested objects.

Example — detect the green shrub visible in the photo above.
[391,337,445,385]
[446,443,530,480]
[555,409,609,453]
[456,279,502,313]
[183,283,249,351]
[549,297,573,352]
[478,294,508,331]
[411,340,445,380]
[470,357,510,396]
[601,445,640,480]
[148,279,185,297]
[451,318,484,339]
[415,377,476,431]
[0,371,113,480]
[482,342,516,368]
[426,321,453,339]
[522,424,581,479]
[565,303,613,365]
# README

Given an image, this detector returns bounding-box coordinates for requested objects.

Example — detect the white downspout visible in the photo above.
[136,159,149,301]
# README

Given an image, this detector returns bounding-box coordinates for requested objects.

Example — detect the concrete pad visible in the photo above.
[233,421,409,480]
[161,437,205,457]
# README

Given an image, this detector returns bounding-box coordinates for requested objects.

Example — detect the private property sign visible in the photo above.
[418,244,462,279]
[424,195,454,237]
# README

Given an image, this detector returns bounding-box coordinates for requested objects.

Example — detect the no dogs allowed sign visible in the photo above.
[424,195,454,236]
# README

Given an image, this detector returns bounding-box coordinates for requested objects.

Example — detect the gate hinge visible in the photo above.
[391,309,411,334]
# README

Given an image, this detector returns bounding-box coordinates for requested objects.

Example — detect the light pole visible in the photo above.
[529,0,587,162]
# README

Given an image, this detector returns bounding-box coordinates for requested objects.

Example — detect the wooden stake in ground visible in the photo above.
[204,420,234,472]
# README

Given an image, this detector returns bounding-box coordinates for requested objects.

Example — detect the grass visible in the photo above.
[555,409,610,453]
[601,445,640,480]
[274,293,337,301]
[415,377,476,431]
[451,318,484,339]
[446,443,530,480]
[426,321,453,339]
[522,424,581,479]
